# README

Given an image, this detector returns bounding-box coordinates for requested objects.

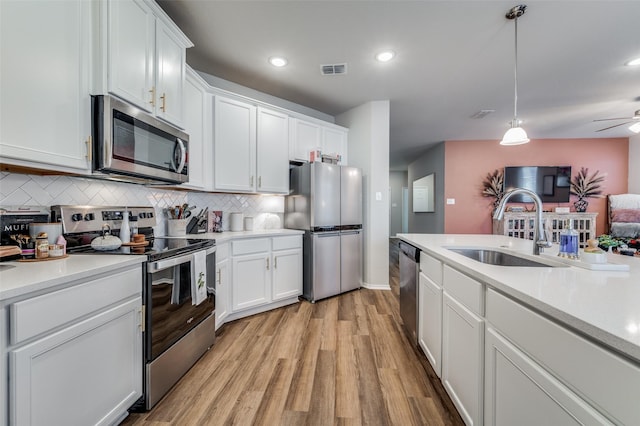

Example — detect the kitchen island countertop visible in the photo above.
[397,233,640,364]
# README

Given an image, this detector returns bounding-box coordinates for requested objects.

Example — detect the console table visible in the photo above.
[493,212,598,248]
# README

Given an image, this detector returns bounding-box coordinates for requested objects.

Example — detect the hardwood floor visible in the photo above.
[122,238,464,425]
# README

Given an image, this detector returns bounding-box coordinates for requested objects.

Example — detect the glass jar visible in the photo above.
[35,232,49,259]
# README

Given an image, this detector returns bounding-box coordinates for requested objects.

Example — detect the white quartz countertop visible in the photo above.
[397,234,640,364]
[174,228,305,243]
[0,255,146,302]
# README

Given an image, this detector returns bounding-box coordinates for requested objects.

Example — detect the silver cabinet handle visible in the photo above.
[266,257,269,270]
[274,256,277,268]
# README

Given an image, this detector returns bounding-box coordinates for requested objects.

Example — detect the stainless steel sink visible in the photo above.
[447,248,564,267]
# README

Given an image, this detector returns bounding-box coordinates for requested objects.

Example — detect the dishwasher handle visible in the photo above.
[399,241,420,262]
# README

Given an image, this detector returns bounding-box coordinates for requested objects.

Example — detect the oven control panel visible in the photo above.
[51,205,157,234]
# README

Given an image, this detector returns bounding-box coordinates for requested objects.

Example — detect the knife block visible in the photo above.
[186,216,206,234]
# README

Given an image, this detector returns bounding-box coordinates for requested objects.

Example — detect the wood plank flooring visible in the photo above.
[122,238,464,425]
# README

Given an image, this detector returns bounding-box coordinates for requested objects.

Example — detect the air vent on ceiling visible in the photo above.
[321,63,347,75]
[470,109,495,119]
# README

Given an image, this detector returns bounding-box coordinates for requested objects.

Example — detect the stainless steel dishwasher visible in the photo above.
[399,241,420,345]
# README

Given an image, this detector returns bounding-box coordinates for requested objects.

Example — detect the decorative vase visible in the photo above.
[574,198,588,213]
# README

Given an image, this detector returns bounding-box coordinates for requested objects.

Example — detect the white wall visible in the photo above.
[630,134,640,193]
[336,101,390,290]
[389,171,407,237]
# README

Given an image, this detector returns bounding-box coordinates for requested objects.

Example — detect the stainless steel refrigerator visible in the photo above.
[285,162,363,302]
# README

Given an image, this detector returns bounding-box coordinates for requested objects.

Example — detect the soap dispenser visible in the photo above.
[558,219,579,259]
[120,208,131,243]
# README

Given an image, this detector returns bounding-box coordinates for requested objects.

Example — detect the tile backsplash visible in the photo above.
[0,172,285,235]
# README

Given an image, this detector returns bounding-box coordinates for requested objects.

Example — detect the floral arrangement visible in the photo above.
[482,169,504,210]
[570,167,606,200]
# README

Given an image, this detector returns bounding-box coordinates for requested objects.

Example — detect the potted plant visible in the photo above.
[570,167,606,212]
[482,169,504,213]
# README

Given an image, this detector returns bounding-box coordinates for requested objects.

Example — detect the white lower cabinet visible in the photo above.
[224,235,302,324]
[215,243,229,329]
[272,248,302,301]
[442,291,484,426]
[418,270,442,377]
[484,327,613,426]
[6,266,142,426]
[232,251,271,311]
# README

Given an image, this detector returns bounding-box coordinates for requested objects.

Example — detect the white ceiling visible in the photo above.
[157,0,640,171]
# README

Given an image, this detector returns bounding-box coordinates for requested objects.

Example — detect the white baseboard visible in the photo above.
[362,282,391,291]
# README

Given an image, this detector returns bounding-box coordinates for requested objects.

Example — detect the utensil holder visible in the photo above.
[167,219,188,237]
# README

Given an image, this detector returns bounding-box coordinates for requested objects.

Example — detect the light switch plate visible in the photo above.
[376,192,382,201]
[447,198,455,205]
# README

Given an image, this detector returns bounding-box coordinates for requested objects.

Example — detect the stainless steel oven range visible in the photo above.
[51,205,216,411]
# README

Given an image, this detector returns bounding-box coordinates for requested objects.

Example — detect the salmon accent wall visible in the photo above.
[444,138,629,236]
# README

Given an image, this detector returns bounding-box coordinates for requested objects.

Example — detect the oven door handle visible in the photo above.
[148,252,194,272]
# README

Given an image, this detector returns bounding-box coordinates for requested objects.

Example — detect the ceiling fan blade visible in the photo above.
[592,117,632,122]
[596,121,633,132]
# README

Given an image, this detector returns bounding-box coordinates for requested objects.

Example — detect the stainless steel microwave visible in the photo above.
[91,95,189,184]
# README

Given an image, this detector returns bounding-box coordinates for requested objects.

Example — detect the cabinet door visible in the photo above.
[214,96,257,192]
[418,271,442,377]
[484,327,613,426]
[215,257,229,329]
[10,298,142,426]
[257,107,289,193]
[108,0,155,112]
[0,0,91,172]
[155,19,186,127]
[289,118,321,162]
[232,253,270,311]
[272,249,302,301]
[442,291,484,426]
[322,126,347,164]
[183,68,211,190]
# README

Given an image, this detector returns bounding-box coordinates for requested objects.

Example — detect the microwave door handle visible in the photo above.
[174,138,187,173]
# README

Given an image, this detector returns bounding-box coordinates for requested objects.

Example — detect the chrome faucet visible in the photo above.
[493,188,552,255]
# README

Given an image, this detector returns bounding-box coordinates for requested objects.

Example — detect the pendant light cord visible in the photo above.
[513,15,519,122]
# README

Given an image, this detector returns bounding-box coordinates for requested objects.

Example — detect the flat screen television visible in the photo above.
[503,166,572,203]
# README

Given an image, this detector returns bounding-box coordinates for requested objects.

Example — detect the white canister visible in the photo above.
[244,216,254,231]
[229,212,244,232]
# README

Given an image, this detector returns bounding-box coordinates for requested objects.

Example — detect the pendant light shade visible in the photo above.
[501,123,530,145]
[501,5,529,146]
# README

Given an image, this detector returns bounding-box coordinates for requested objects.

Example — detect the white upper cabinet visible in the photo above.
[213,97,290,194]
[213,96,257,192]
[322,126,348,165]
[107,0,191,128]
[289,118,322,162]
[256,107,289,194]
[182,67,212,190]
[0,0,92,172]
[288,118,348,165]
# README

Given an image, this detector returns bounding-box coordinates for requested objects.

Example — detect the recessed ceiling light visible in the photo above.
[375,51,395,62]
[625,57,640,66]
[269,56,288,67]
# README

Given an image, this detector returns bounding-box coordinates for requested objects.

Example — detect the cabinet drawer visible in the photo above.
[486,288,640,426]
[217,243,229,261]
[420,252,442,285]
[443,265,483,315]
[10,267,140,344]
[232,238,270,255]
[272,235,302,251]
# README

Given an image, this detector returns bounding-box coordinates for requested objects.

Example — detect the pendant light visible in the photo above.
[501,5,530,145]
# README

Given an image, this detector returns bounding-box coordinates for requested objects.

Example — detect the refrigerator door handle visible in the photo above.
[340,230,361,235]
[315,232,340,237]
